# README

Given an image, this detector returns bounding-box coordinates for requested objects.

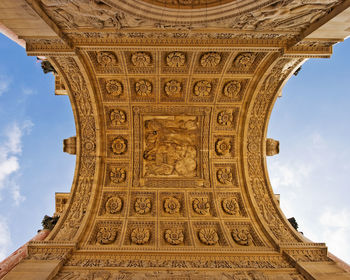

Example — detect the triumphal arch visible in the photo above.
[1,0,350,279]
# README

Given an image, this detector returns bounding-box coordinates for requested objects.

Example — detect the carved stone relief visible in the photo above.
[129,192,156,217]
[214,107,239,131]
[54,269,307,280]
[88,51,122,74]
[193,222,228,247]
[225,222,264,247]
[90,221,122,245]
[105,163,129,187]
[160,193,186,217]
[160,221,191,246]
[217,192,247,217]
[98,192,126,216]
[123,221,155,246]
[133,106,210,188]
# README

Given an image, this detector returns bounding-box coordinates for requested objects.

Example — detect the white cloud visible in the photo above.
[0,121,33,203]
[318,208,350,263]
[0,216,11,261]
[0,75,11,96]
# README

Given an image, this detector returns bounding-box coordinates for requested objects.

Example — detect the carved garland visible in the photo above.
[245,56,304,243]
[49,56,97,241]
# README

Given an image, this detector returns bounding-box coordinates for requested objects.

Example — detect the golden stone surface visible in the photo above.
[1,0,350,279]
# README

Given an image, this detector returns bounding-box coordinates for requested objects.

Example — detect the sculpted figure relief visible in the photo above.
[40,0,146,29]
[229,0,340,31]
[143,116,199,177]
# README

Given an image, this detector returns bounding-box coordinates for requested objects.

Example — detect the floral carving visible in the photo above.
[192,198,210,215]
[131,228,150,245]
[234,52,256,69]
[222,197,240,215]
[200,52,221,67]
[96,227,117,244]
[215,139,232,156]
[164,229,184,245]
[110,167,126,183]
[223,81,241,98]
[135,80,152,96]
[217,111,233,126]
[131,52,151,67]
[164,197,181,214]
[166,52,186,67]
[194,80,212,96]
[105,80,123,96]
[232,228,252,246]
[198,228,219,245]
[105,196,122,214]
[97,51,117,66]
[164,80,182,96]
[110,109,126,125]
[111,136,127,155]
[217,168,233,184]
[134,198,152,215]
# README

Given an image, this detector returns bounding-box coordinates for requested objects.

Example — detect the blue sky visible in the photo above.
[0,33,349,264]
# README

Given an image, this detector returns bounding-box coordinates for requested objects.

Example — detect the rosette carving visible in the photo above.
[232,228,252,246]
[223,81,241,98]
[134,198,152,215]
[222,197,240,216]
[217,168,233,184]
[164,197,181,214]
[110,109,126,125]
[131,52,151,67]
[215,139,232,156]
[96,227,117,244]
[131,228,150,245]
[105,80,123,96]
[110,167,126,183]
[111,136,127,155]
[97,51,117,66]
[166,52,186,67]
[200,52,221,67]
[164,229,184,245]
[192,198,210,215]
[194,80,212,97]
[234,52,256,69]
[164,80,182,96]
[217,111,233,126]
[198,228,219,245]
[105,196,123,214]
[135,80,152,96]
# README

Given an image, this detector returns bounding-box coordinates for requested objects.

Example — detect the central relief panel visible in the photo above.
[133,106,211,188]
